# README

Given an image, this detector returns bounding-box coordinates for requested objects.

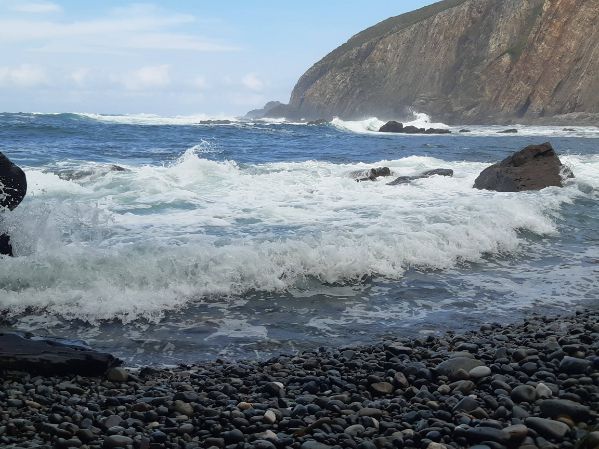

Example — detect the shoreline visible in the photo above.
[1,310,598,449]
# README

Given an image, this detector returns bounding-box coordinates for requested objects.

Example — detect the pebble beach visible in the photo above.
[2,310,597,449]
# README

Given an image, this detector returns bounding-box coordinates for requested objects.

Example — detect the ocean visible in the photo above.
[0,111,597,365]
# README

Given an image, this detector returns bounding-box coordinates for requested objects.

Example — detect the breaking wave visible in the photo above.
[0,144,596,323]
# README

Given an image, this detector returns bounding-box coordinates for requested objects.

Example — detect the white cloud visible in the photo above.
[0,64,48,87]
[192,76,208,90]
[0,6,238,53]
[121,65,171,90]
[10,1,61,14]
[70,68,90,86]
[241,73,264,91]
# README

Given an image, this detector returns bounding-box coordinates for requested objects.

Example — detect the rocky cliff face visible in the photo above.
[271,0,599,124]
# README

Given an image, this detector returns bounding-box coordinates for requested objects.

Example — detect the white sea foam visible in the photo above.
[332,113,449,134]
[0,146,596,323]
[331,113,599,137]
[76,113,240,126]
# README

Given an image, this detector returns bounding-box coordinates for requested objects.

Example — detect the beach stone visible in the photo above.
[559,356,591,374]
[301,441,332,449]
[539,399,590,421]
[106,367,128,382]
[223,429,244,444]
[358,408,383,418]
[345,424,365,436]
[263,409,277,424]
[511,385,537,403]
[174,400,193,416]
[525,418,570,440]
[102,415,122,429]
[461,426,510,444]
[453,396,479,412]
[262,382,285,397]
[253,440,276,449]
[371,381,393,394]
[103,435,133,448]
[505,424,528,442]
[469,366,491,379]
[238,401,253,410]
[436,357,484,379]
[535,383,553,399]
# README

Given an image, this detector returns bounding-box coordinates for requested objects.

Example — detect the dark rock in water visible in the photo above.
[424,128,451,134]
[307,119,328,125]
[109,164,127,172]
[563,128,576,131]
[459,129,471,133]
[0,152,27,257]
[498,128,518,133]
[198,119,233,125]
[387,168,453,186]
[0,333,121,376]
[378,121,451,134]
[379,121,404,133]
[473,142,573,192]
[353,167,392,182]
[0,152,27,211]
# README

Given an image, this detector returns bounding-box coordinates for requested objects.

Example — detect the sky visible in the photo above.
[0,0,437,116]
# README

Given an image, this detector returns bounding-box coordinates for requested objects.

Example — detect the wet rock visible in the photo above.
[387,168,454,186]
[379,121,404,133]
[498,129,518,133]
[0,333,120,376]
[474,142,573,192]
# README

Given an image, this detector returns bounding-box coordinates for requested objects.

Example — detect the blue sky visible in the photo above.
[0,0,436,116]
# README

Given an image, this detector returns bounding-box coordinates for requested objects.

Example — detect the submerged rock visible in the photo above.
[498,128,518,133]
[387,168,453,186]
[352,167,392,182]
[473,142,573,192]
[0,333,121,376]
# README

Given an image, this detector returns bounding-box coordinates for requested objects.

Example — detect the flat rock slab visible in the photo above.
[0,332,121,376]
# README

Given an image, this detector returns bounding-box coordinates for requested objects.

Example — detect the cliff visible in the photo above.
[269,0,599,124]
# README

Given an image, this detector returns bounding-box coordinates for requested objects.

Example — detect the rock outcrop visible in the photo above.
[379,121,451,134]
[0,333,121,376]
[268,0,599,124]
[0,151,27,257]
[474,142,573,192]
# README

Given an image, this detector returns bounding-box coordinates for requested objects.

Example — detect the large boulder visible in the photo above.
[379,121,404,133]
[0,333,121,376]
[474,142,573,192]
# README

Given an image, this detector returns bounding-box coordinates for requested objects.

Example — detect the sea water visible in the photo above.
[0,112,597,364]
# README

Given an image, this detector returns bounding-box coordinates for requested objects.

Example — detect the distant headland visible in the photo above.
[250,0,599,125]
